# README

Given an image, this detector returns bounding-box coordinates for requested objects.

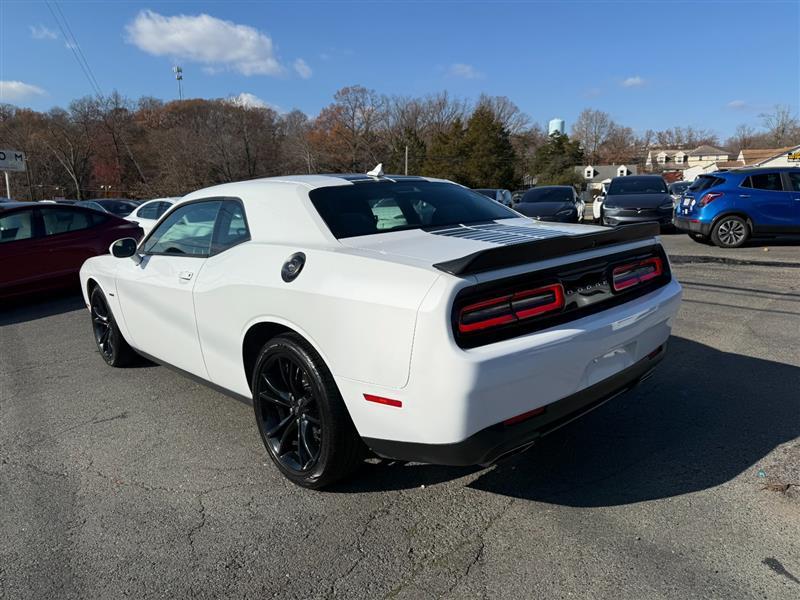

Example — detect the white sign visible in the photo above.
[0,149,26,172]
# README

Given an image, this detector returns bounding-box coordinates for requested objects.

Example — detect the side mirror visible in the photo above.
[110,237,138,259]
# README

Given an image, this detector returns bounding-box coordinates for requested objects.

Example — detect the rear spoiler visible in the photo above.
[433,222,660,276]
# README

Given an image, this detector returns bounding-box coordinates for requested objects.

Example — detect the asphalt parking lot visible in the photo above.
[1,236,798,599]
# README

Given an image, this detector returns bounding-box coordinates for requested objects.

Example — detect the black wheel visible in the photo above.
[89,287,136,367]
[711,216,749,248]
[252,334,363,489]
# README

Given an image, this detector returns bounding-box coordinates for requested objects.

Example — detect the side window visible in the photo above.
[41,208,92,235]
[155,202,172,218]
[787,172,800,192]
[137,203,160,219]
[212,200,250,254]
[0,210,35,243]
[748,172,784,191]
[144,201,222,256]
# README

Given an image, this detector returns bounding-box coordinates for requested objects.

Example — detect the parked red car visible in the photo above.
[0,203,143,299]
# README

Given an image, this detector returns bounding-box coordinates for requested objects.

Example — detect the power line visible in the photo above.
[45,0,102,97]
[54,1,103,96]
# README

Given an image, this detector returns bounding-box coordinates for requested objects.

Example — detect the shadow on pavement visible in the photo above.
[336,336,800,505]
[0,289,86,326]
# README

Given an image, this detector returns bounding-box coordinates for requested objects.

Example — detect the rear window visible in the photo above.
[607,177,667,195]
[689,176,724,193]
[309,181,516,239]
[521,187,574,203]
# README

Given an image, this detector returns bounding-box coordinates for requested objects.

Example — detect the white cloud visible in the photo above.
[0,80,46,102]
[30,24,58,40]
[227,92,280,112]
[126,10,283,76]
[447,63,484,80]
[621,75,645,88]
[293,58,312,79]
[727,99,748,109]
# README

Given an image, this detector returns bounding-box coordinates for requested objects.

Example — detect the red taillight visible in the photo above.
[698,192,723,207]
[612,257,663,292]
[364,394,402,408]
[458,283,565,333]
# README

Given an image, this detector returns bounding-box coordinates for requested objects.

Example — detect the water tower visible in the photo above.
[548,118,565,136]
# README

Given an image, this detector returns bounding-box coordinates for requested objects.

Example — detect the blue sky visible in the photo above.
[1,0,798,139]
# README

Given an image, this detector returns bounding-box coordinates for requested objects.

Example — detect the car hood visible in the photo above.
[337,217,605,266]
[604,193,671,209]
[514,201,574,217]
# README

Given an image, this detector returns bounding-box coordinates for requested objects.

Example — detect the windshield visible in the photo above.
[520,187,573,203]
[607,178,667,195]
[309,181,517,238]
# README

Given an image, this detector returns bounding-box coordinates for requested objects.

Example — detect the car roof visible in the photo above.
[720,166,800,175]
[0,201,97,212]
[528,185,573,190]
[611,174,664,181]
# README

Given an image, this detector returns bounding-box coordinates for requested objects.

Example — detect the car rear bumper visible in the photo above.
[363,344,666,466]
[341,276,681,452]
[673,216,711,235]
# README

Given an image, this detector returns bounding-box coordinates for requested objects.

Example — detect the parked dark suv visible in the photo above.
[600,175,673,228]
[673,167,800,247]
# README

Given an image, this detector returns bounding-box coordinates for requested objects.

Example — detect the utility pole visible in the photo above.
[404,145,409,175]
[173,66,184,100]
[3,171,10,198]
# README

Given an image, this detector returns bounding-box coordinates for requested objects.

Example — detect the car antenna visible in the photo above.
[366,163,395,182]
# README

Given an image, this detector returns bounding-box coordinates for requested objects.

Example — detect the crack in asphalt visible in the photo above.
[383,497,515,600]
[326,496,400,599]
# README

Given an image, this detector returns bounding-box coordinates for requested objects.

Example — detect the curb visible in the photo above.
[669,255,800,269]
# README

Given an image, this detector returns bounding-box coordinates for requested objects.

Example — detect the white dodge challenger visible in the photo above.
[80,172,682,488]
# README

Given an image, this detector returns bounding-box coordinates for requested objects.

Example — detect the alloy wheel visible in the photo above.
[91,294,114,361]
[717,219,746,246]
[255,353,323,473]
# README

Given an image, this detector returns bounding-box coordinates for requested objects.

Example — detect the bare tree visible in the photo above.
[726,124,756,153]
[572,109,613,162]
[477,95,530,135]
[760,104,800,146]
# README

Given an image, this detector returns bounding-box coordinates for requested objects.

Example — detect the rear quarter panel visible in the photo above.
[192,242,441,398]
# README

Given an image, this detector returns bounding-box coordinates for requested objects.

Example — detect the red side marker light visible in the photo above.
[503,406,546,426]
[364,394,402,408]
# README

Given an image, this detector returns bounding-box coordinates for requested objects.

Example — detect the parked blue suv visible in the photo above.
[673,167,800,247]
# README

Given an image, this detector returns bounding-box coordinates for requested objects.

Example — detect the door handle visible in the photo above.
[178,271,194,281]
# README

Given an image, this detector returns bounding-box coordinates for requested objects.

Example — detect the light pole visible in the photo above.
[173,66,184,100]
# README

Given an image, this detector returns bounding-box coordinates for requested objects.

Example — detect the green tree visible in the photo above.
[461,104,519,189]
[422,118,466,182]
[386,127,426,175]
[530,132,584,187]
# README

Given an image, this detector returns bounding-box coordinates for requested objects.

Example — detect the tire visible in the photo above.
[711,215,749,248]
[89,286,137,367]
[251,333,363,489]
